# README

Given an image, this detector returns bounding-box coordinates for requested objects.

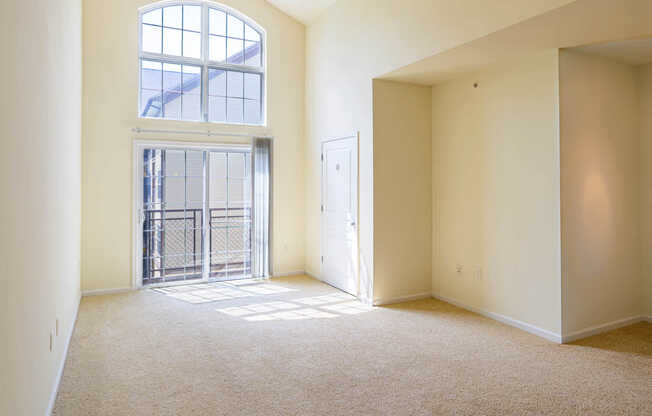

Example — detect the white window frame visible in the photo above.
[138,0,266,126]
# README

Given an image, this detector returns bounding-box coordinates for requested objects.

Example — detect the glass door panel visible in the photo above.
[142,148,205,285]
[209,151,252,281]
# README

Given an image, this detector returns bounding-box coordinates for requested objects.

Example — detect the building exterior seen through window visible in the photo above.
[139,2,264,125]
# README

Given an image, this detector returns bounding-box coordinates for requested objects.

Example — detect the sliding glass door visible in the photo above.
[139,145,252,286]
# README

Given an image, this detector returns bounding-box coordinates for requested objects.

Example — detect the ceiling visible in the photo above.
[571,37,652,66]
[381,0,652,85]
[265,0,337,24]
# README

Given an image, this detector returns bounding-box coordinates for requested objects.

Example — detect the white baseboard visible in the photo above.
[562,316,648,343]
[82,287,133,297]
[374,292,432,306]
[432,293,562,343]
[303,270,321,281]
[272,271,307,278]
[300,270,375,305]
[47,294,81,416]
[302,273,429,307]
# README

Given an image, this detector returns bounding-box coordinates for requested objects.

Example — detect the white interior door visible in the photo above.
[321,136,358,295]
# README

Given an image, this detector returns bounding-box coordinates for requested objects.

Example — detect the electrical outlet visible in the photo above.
[474,268,483,281]
[456,264,463,274]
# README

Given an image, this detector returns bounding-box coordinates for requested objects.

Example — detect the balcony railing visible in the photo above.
[143,207,252,285]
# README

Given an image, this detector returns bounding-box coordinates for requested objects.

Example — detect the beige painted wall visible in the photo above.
[372,80,432,302]
[82,0,305,292]
[559,50,642,334]
[0,0,82,414]
[638,64,652,318]
[432,50,562,334]
[305,0,574,301]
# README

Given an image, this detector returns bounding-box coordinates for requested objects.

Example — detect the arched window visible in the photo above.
[139,1,264,125]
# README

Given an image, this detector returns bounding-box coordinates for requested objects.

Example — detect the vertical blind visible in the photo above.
[252,137,272,278]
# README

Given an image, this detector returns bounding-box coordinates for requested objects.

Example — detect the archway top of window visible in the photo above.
[139,0,266,39]
[138,0,266,125]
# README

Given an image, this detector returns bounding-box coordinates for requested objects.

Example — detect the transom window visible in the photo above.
[139,1,264,125]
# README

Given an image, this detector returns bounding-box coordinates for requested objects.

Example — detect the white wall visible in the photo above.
[559,50,642,334]
[305,0,574,301]
[431,50,562,335]
[638,63,652,318]
[0,0,82,414]
[372,80,432,302]
[82,0,305,292]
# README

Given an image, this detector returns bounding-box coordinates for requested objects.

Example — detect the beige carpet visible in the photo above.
[54,275,652,416]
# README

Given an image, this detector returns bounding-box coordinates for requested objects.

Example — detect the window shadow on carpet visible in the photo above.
[149,280,376,321]
[150,280,298,304]
[216,293,374,321]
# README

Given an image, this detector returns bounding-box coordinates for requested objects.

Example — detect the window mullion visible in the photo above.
[202,2,209,122]
[204,61,263,73]
[140,52,202,66]
[242,67,245,122]
[160,7,164,57]
[160,59,164,118]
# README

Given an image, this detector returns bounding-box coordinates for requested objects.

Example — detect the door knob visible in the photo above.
[350,221,356,227]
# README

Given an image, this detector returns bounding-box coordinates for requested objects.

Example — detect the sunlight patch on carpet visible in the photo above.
[150,281,298,304]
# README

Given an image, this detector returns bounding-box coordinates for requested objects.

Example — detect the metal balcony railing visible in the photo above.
[142,207,252,285]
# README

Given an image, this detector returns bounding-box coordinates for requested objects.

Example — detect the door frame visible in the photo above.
[320,133,359,296]
[132,139,253,289]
